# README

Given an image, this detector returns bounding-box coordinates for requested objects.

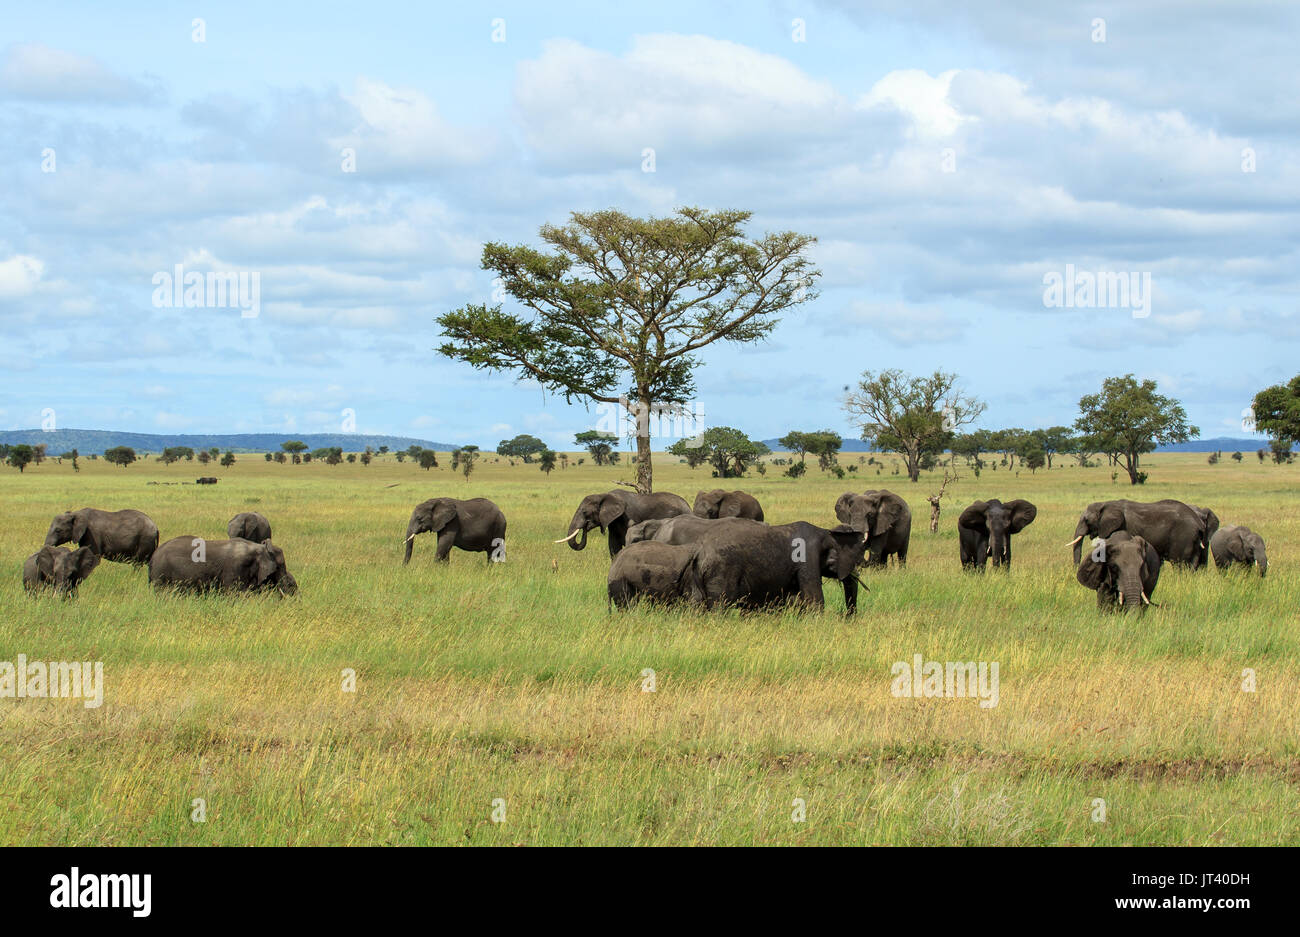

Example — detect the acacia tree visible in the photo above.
[843,370,985,483]
[437,207,819,493]
[1252,374,1300,456]
[1075,374,1197,485]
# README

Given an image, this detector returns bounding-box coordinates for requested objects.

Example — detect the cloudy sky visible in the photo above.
[2,1,1295,448]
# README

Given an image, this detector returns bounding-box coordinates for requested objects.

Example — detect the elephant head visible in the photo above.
[1244,530,1268,577]
[626,519,666,545]
[404,499,458,564]
[693,490,726,518]
[253,541,297,595]
[1068,501,1126,564]
[557,492,626,551]
[1076,532,1160,610]
[34,545,100,596]
[45,511,88,550]
[818,525,871,613]
[960,499,1036,567]
[835,491,904,538]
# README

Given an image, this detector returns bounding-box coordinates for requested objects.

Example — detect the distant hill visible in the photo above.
[0,429,460,455]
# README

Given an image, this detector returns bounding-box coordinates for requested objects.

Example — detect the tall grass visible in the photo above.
[0,451,1296,844]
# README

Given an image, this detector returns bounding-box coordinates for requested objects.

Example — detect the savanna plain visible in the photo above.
[1,451,1296,845]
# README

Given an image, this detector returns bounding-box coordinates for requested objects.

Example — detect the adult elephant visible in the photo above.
[608,541,698,609]
[556,490,690,558]
[403,498,506,564]
[44,508,159,564]
[228,512,272,542]
[958,499,1037,571]
[1067,499,1206,567]
[1075,531,1161,611]
[23,546,100,596]
[1187,504,1220,567]
[149,536,298,595]
[693,489,764,521]
[627,515,754,546]
[1210,525,1268,577]
[833,489,911,567]
[689,520,869,614]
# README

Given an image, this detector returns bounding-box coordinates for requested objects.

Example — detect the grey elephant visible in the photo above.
[1075,531,1161,611]
[404,497,506,564]
[23,546,101,596]
[1210,525,1268,577]
[149,536,298,595]
[626,515,753,546]
[196,477,218,485]
[958,499,1037,570]
[557,490,690,558]
[693,489,764,521]
[1067,499,1207,568]
[608,541,698,609]
[1187,504,1220,567]
[833,489,911,567]
[228,512,272,542]
[45,508,159,564]
[689,519,869,614]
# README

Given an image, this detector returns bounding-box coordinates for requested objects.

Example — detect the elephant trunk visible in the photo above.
[565,516,589,551]
[403,521,419,564]
[1071,520,1089,565]
[1119,570,1143,609]
[1255,547,1268,577]
[989,529,1007,567]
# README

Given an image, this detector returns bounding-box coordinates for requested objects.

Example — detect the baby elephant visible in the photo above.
[228,512,272,542]
[23,546,101,596]
[608,541,698,609]
[1210,525,1267,577]
[149,536,298,595]
[1076,531,1161,611]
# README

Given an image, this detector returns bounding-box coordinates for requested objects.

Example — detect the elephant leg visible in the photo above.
[841,576,858,615]
[435,529,456,561]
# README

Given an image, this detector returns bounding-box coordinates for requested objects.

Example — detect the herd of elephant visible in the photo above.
[23,490,1268,614]
[413,488,1269,614]
[22,508,297,596]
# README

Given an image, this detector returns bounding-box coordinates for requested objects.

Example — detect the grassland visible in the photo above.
[0,450,1297,845]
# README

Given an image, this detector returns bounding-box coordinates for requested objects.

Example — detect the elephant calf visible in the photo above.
[149,536,298,595]
[1210,525,1268,577]
[228,511,272,542]
[1076,531,1161,611]
[693,489,764,522]
[45,507,159,564]
[404,497,506,564]
[23,546,101,596]
[608,541,698,609]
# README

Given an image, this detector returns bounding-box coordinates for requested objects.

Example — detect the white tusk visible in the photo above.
[405,534,416,543]
[1141,590,1150,605]
[1118,591,1124,604]
[1066,535,1085,547]
[553,530,580,543]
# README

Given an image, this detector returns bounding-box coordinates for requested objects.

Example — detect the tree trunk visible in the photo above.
[907,446,921,482]
[635,393,653,493]
[927,496,941,533]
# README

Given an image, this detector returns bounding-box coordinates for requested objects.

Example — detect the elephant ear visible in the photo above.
[1135,536,1162,581]
[1096,503,1125,537]
[598,497,625,530]
[873,497,903,538]
[1006,500,1037,533]
[1076,542,1110,590]
[428,501,458,532]
[254,543,279,587]
[958,501,988,530]
[36,547,58,578]
[72,513,93,549]
[828,525,868,578]
[71,546,100,581]
[833,493,857,524]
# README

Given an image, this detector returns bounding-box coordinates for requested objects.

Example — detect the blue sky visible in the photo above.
[2,1,1296,449]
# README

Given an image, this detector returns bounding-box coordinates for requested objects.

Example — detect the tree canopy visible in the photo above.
[1074,374,1197,484]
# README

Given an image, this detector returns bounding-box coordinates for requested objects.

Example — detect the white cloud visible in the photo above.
[0,255,44,299]
[0,43,156,103]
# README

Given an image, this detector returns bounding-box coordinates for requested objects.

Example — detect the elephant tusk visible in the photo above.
[553,530,580,543]
[1141,590,1150,605]
[404,534,416,543]
[1118,591,1124,604]
[1065,535,1085,547]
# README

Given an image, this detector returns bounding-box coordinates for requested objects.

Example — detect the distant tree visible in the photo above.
[778,431,813,465]
[1207,452,1220,465]
[1037,426,1073,469]
[497,434,548,463]
[264,452,273,462]
[1231,451,1243,462]
[784,460,807,479]
[692,426,769,478]
[1075,374,1197,485]
[539,450,557,474]
[208,447,220,460]
[559,453,569,470]
[346,453,357,463]
[395,451,406,463]
[844,369,985,483]
[1269,438,1294,464]
[32,443,47,465]
[418,449,438,470]
[197,450,211,465]
[160,446,194,465]
[574,430,618,466]
[1023,446,1046,473]
[1252,375,1300,457]
[666,437,708,469]
[1257,448,1267,463]
[325,448,343,466]
[302,453,312,463]
[104,446,137,468]
[378,445,389,455]
[59,449,80,471]
[220,451,236,468]
[407,445,423,460]
[457,445,480,481]
[282,441,308,460]
[7,444,34,473]
[360,451,371,466]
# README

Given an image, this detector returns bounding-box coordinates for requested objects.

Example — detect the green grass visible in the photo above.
[1,451,1297,844]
